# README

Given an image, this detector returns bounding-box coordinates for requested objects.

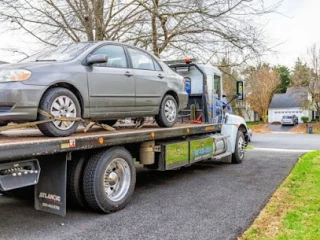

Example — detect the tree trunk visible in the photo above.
[94,0,105,40]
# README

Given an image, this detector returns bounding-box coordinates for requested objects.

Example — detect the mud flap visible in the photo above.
[34,154,67,217]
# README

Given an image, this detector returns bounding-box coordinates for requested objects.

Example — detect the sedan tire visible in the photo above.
[156,95,178,127]
[38,87,81,137]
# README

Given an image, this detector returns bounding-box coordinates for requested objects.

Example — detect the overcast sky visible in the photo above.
[0,0,319,68]
[263,0,320,68]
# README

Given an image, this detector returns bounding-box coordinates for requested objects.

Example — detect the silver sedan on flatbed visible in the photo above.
[0,42,188,137]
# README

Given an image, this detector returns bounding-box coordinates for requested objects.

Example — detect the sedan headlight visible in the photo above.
[0,69,32,82]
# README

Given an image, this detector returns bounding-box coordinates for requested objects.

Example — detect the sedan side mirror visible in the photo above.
[87,54,108,65]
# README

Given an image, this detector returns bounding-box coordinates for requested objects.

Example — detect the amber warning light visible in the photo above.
[184,58,192,64]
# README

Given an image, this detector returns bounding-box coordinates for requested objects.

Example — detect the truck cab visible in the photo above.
[165,58,252,143]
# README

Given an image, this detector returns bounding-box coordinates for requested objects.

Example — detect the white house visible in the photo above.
[268,87,313,123]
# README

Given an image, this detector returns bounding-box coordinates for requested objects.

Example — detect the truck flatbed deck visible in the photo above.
[0,123,220,162]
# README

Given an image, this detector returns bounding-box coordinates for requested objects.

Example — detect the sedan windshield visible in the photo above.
[20,42,95,63]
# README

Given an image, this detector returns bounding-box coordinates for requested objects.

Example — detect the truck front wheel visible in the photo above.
[83,147,136,213]
[232,131,246,164]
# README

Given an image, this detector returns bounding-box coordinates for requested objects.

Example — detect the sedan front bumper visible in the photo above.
[0,82,46,122]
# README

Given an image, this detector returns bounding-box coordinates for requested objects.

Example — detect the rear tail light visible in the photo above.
[183,77,186,91]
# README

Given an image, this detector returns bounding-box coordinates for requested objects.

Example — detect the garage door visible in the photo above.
[268,108,306,123]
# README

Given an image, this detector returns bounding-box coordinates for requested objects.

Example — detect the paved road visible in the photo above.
[251,133,320,151]
[0,134,317,240]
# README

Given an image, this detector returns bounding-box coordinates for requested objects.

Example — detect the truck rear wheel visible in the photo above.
[232,131,246,164]
[83,147,136,213]
[67,154,88,209]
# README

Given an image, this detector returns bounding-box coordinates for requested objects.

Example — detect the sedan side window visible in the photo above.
[153,59,162,71]
[91,45,128,68]
[127,48,158,71]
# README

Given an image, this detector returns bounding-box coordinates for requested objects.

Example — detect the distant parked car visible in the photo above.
[0,42,188,137]
[281,115,297,126]
[292,115,298,124]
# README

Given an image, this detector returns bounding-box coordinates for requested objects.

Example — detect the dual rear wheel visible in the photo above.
[67,147,136,213]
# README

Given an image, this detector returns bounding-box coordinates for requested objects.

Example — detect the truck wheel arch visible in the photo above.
[221,123,248,155]
[238,124,249,144]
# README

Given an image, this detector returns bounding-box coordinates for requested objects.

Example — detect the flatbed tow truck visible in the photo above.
[0,59,249,216]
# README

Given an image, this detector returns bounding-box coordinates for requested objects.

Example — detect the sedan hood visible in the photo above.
[0,62,57,70]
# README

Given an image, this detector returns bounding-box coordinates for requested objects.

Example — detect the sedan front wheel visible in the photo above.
[38,87,81,137]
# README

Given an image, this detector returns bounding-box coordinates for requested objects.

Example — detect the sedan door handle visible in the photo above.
[124,71,133,77]
[158,74,164,79]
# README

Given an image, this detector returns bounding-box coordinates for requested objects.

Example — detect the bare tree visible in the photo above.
[0,0,281,64]
[127,0,281,62]
[292,45,320,120]
[0,0,145,47]
[244,65,280,123]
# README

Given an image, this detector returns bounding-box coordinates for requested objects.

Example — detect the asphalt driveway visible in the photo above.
[267,123,295,132]
[0,133,317,240]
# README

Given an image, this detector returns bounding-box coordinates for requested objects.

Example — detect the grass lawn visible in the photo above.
[246,145,254,150]
[241,151,320,240]
[246,121,264,127]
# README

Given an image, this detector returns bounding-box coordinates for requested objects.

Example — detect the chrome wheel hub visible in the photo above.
[104,158,131,202]
[164,99,176,123]
[238,136,246,159]
[50,95,77,130]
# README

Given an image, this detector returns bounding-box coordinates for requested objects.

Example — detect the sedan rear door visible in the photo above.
[126,47,166,114]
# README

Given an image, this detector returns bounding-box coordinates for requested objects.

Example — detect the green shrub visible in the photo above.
[301,116,309,123]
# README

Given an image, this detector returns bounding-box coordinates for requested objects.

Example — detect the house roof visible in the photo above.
[269,87,308,109]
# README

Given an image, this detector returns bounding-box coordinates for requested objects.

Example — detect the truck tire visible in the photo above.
[99,120,118,126]
[232,131,246,164]
[155,95,177,127]
[67,155,88,209]
[83,147,136,213]
[38,87,81,137]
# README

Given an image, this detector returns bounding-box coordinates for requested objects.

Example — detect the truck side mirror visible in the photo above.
[236,81,244,100]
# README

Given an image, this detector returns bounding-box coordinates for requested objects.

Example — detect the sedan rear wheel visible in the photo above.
[38,87,81,137]
[155,95,178,127]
